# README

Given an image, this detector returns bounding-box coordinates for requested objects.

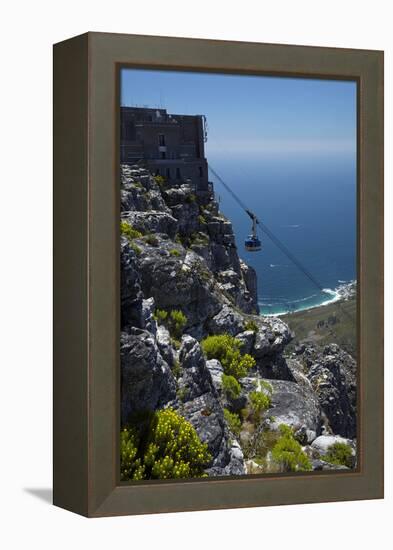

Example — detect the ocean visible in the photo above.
[208,153,357,315]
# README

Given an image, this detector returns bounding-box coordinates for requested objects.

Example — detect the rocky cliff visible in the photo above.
[120,164,357,477]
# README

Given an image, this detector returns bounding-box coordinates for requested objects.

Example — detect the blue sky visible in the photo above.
[121,68,357,158]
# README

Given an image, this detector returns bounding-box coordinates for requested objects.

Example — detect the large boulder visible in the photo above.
[251,316,292,358]
[264,379,322,443]
[311,434,356,455]
[120,329,176,424]
[206,304,245,336]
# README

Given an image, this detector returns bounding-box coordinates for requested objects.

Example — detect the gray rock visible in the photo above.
[311,459,349,471]
[258,356,296,382]
[206,304,245,336]
[236,330,256,355]
[252,316,292,358]
[240,260,259,313]
[173,336,246,476]
[265,379,322,443]
[156,325,174,367]
[125,210,178,239]
[177,336,214,401]
[121,329,176,424]
[311,434,355,455]
[206,359,224,392]
[304,344,357,438]
[141,297,157,335]
[120,238,144,329]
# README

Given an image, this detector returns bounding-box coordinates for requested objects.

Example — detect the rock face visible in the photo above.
[264,380,322,443]
[289,343,357,438]
[120,329,176,425]
[173,336,246,475]
[120,164,357,477]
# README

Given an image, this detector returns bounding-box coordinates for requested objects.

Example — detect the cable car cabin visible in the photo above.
[245,235,262,252]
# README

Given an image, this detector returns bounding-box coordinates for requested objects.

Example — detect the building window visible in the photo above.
[199,166,203,178]
[176,167,181,180]
[155,169,160,176]
[166,168,171,179]
[158,134,166,146]
[160,151,166,159]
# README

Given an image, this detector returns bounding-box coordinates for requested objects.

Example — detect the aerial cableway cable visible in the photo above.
[208,165,355,322]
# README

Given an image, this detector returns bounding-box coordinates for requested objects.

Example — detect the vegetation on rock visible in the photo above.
[271,424,312,472]
[145,234,159,247]
[249,390,271,422]
[244,320,259,333]
[224,408,242,437]
[154,308,188,340]
[201,334,256,380]
[120,409,211,481]
[222,374,241,400]
[324,442,354,468]
[120,220,143,240]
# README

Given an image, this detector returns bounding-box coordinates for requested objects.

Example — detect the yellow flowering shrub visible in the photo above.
[120,409,211,481]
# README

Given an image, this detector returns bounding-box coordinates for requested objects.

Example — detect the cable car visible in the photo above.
[245,235,261,252]
[244,210,262,252]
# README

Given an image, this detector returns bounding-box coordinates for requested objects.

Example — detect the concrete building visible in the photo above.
[120,107,209,192]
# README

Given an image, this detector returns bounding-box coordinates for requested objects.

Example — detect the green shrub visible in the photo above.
[324,442,354,468]
[201,334,256,380]
[198,215,207,225]
[121,409,211,481]
[130,242,142,256]
[185,193,196,203]
[145,234,159,247]
[245,320,259,333]
[171,337,181,350]
[171,359,182,379]
[249,390,271,419]
[222,374,241,400]
[120,427,146,481]
[190,231,209,246]
[223,409,242,437]
[153,308,187,340]
[260,379,273,394]
[144,409,211,479]
[169,248,181,257]
[271,424,312,472]
[154,175,166,186]
[120,220,143,240]
[168,309,187,339]
[153,309,168,324]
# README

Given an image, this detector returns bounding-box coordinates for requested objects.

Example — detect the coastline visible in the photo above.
[260,280,357,317]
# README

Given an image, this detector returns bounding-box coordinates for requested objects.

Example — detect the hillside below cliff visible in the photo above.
[120,165,357,479]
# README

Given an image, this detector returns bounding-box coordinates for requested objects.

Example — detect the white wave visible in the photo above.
[281,224,301,228]
[259,281,357,317]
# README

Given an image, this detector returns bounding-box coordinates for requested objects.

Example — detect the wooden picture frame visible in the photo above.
[53,32,384,517]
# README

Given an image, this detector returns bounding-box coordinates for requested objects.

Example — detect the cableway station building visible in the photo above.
[120,106,209,193]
